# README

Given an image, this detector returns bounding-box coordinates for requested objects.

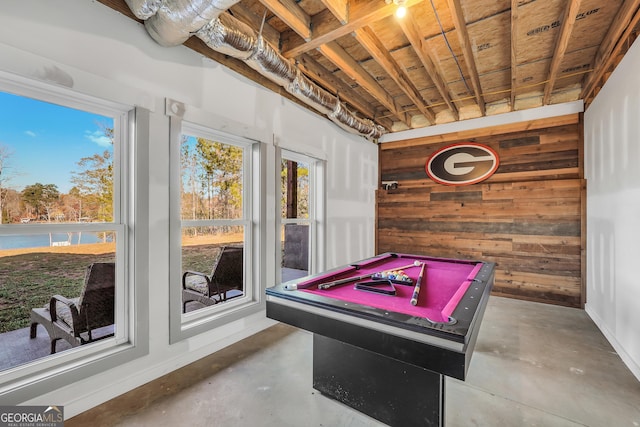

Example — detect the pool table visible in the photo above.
[266,252,495,427]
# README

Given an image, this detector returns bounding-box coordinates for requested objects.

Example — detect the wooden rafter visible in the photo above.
[543,0,582,105]
[297,53,393,129]
[354,27,436,123]
[446,0,485,115]
[229,3,280,47]
[510,0,518,110]
[320,0,349,24]
[320,41,412,126]
[397,12,457,121]
[582,0,640,103]
[281,0,424,59]
[256,0,405,128]
[258,0,312,41]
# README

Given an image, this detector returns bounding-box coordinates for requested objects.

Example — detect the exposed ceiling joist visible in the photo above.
[258,0,312,41]
[229,3,280,46]
[510,0,518,110]
[320,41,412,127]
[98,0,640,138]
[446,0,485,115]
[397,11,458,120]
[354,26,437,123]
[297,53,392,128]
[281,0,424,59]
[543,0,582,105]
[320,0,349,24]
[582,0,640,104]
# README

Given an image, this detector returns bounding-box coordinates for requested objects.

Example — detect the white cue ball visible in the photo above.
[414,260,421,266]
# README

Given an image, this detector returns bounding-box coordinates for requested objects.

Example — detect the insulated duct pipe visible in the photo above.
[123,0,162,20]
[124,0,385,140]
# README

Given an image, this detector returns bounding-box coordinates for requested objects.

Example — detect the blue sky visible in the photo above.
[0,91,113,193]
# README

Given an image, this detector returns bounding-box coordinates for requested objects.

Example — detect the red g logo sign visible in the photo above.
[426,143,499,185]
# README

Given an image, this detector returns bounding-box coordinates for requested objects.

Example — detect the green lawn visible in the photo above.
[0,252,116,333]
[0,244,222,333]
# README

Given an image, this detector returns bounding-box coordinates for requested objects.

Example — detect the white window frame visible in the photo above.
[276,148,326,277]
[167,99,264,343]
[0,72,148,403]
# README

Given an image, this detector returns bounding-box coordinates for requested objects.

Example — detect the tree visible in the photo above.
[61,187,83,222]
[21,183,60,221]
[181,136,200,221]
[70,150,113,222]
[0,144,17,224]
[195,139,242,220]
[2,188,22,223]
[69,122,114,222]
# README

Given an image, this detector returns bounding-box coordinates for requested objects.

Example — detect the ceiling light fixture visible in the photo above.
[386,0,408,18]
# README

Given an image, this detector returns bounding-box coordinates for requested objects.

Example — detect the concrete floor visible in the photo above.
[67,297,640,426]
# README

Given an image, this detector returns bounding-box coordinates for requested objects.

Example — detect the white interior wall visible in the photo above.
[584,37,640,381]
[0,0,376,415]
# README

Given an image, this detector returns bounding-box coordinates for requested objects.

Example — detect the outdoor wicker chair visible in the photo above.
[182,245,244,311]
[30,262,115,354]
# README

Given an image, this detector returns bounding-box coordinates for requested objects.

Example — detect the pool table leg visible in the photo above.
[313,334,445,427]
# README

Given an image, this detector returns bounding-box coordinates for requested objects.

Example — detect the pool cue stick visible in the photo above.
[283,282,313,290]
[293,260,423,291]
[286,269,385,290]
[318,273,374,289]
[390,262,422,271]
[410,262,426,306]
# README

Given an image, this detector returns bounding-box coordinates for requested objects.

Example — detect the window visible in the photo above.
[167,100,263,342]
[278,150,325,282]
[0,73,144,399]
[180,125,249,310]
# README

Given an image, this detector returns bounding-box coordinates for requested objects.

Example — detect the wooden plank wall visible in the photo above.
[377,114,585,308]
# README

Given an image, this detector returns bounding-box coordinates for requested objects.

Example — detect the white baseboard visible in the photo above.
[585,303,640,382]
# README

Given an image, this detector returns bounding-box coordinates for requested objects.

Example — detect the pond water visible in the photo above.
[0,232,106,250]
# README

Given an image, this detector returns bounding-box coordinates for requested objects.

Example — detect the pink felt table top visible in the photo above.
[297,254,482,323]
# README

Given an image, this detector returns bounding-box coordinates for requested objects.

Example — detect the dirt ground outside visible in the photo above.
[0,232,244,258]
